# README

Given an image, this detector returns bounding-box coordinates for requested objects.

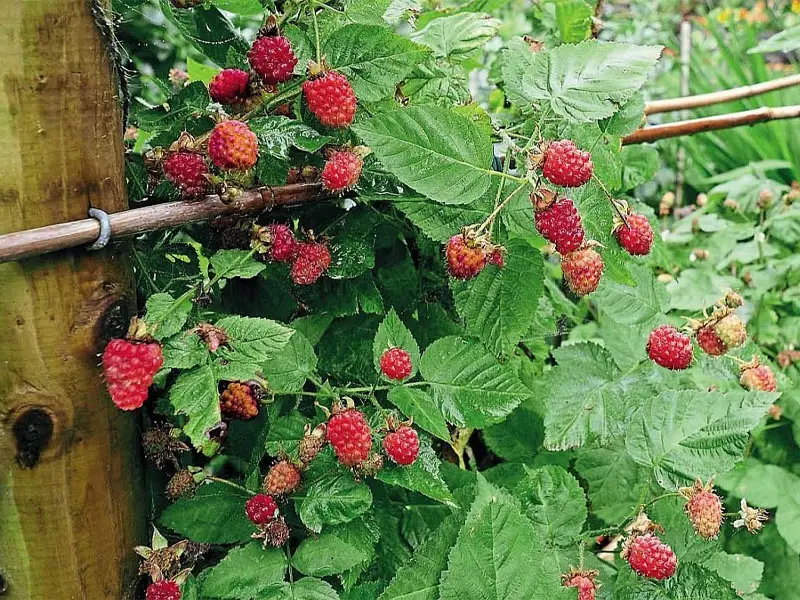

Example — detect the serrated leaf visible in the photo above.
[265,412,310,458]
[169,365,220,449]
[376,435,454,504]
[386,387,450,441]
[324,24,429,102]
[515,465,587,546]
[353,106,497,206]
[419,336,528,428]
[248,116,331,158]
[749,25,800,54]
[160,482,253,543]
[483,403,544,462]
[625,390,778,490]
[706,552,764,596]
[621,145,660,191]
[145,292,193,340]
[211,249,267,280]
[593,263,668,325]
[261,578,341,600]
[162,333,210,370]
[599,92,646,136]
[262,332,317,393]
[215,316,294,363]
[298,469,373,533]
[615,563,738,599]
[201,543,287,599]
[373,308,420,379]
[394,196,491,242]
[452,238,544,355]
[133,81,210,133]
[543,0,593,43]
[411,13,500,61]
[293,531,368,577]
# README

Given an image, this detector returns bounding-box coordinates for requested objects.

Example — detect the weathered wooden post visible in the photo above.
[0,1,145,598]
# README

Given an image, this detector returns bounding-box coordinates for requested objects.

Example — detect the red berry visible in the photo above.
[562,247,603,296]
[245,493,278,525]
[322,150,363,192]
[740,362,777,392]
[102,339,164,410]
[291,242,331,285]
[487,247,505,268]
[647,325,693,370]
[615,213,654,256]
[264,460,302,495]
[684,482,723,539]
[715,314,747,349]
[208,120,258,171]
[542,140,593,187]
[380,347,413,381]
[383,426,419,466]
[209,68,250,105]
[696,325,727,357]
[220,382,259,420]
[561,571,598,600]
[162,151,209,199]
[327,408,372,466]
[303,71,357,128]
[266,224,298,263]
[248,35,297,85]
[534,197,585,254]
[624,534,677,580]
[146,580,181,600]
[445,234,487,280]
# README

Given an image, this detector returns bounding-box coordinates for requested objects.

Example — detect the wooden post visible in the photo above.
[0,1,145,598]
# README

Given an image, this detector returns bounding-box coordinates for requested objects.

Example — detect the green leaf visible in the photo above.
[211,249,266,280]
[667,269,741,312]
[502,39,662,122]
[144,292,193,340]
[353,106,497,206]
[705,552,764,596]
[515,465,587,546]
[262,332,317,393]
[326,209,379,280]
[248,116,331,158]
[324,24,429,102]
[615,563,738,599]
[162,333,210,370]
[453,238,544,355]
[201,543,287,599]
[262,578,341,600]
[376,435,454,504]
[411,13,500,62]
[160,482,253,544]
[169,365,220,449]
[394,196,491,242]
[593,263,668,326]
[419,336,529,428]
[599,92,646,136]
[215,316,294,363]
[621,145,660,191]
[298,469,373,533]
[626,390,778,490]
[373,308,420,379]
[293,531,369,577]
[749,25,800,54]
[482,403,544,462]
[133,81,210,134]
[265,412,311,458]
[187,57,219,85]
[543,0,593,44]
[386,387,450,441]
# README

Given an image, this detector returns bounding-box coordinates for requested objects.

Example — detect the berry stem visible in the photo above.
[310,2,322,63]
[475,182,529,235]
[206,476,257,495]
[591,174,629,227]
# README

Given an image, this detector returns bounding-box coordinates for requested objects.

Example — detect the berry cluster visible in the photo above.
[327,405,373,467]
[444,231,504,281]
[264,459,302,495]
[255,224,332,285]
[220,382,259,420]
[246,492,290,548]
[322,149,364,192]
[103,338,164,411]
[380,347,413,381]
[681,480,723,539]
[146,580,182,600]
[560,569,599,600]
[623,533,677,580]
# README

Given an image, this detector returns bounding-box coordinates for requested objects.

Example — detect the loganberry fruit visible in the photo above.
[103,338,164,410]
[445,233,487,280]
[561,570,599,600]
[220,382,259,420]
[208,68,250,105]
[740,359,777,392]
[380,347,413,381]
[208,120,258,171]
[542,140,593,187]
[299,423,328,465]
[162,151,209,199]
[165,469,197,501]
[623,534,677,580]
[534,196,585,254]
[647,325,693,370]
[322,150,363,192]
[696,324,727,357]
[248,35,297,85]
[715,314,747,349]
[245,493,278,525]
[146,580,182,600]
[263,517,291,547]
[682,480,723,539]
[615,213,654,256]
[561,247,604,296]
[264,460,302,495]
[303,71,357,128]
[265,224,298,263]
[383,426,420,466]
[487,247,505,268]
[327,407,372,466]
[291,242,331,285]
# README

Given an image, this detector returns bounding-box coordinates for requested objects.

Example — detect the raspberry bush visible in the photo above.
[113,1,795,598]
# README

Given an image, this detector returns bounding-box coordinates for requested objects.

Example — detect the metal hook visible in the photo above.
[86,208,112,251]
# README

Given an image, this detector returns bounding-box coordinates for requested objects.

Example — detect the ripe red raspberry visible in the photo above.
[146,580,181,600]
[245,493,278,525]
[740,361,777,392]
[445,233,487,280]
[322,150,363,192]
[487,247,505,268]
[303,71,357,128]
[647,325,693,370]
[208,120,258,171]
[696,325,727,357]
[615,213,654,256]
[264,460,302,495]
[162,151,209,199]
[383,426,419,466]
[534,197,585,254]
[248,35,297,85]
[716,314,747,349]
[542,140,593,187]
[102,339,164,410]
[291,242,331,285]
[266,224,297,263]
[624,534,677,580]
[209,68,250,105]
[683,481,723,539]
[561,570,598,600]
[562,247,603,296]
[220,382,259,420]
[327,408,372,466]
[380,347,413,381]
